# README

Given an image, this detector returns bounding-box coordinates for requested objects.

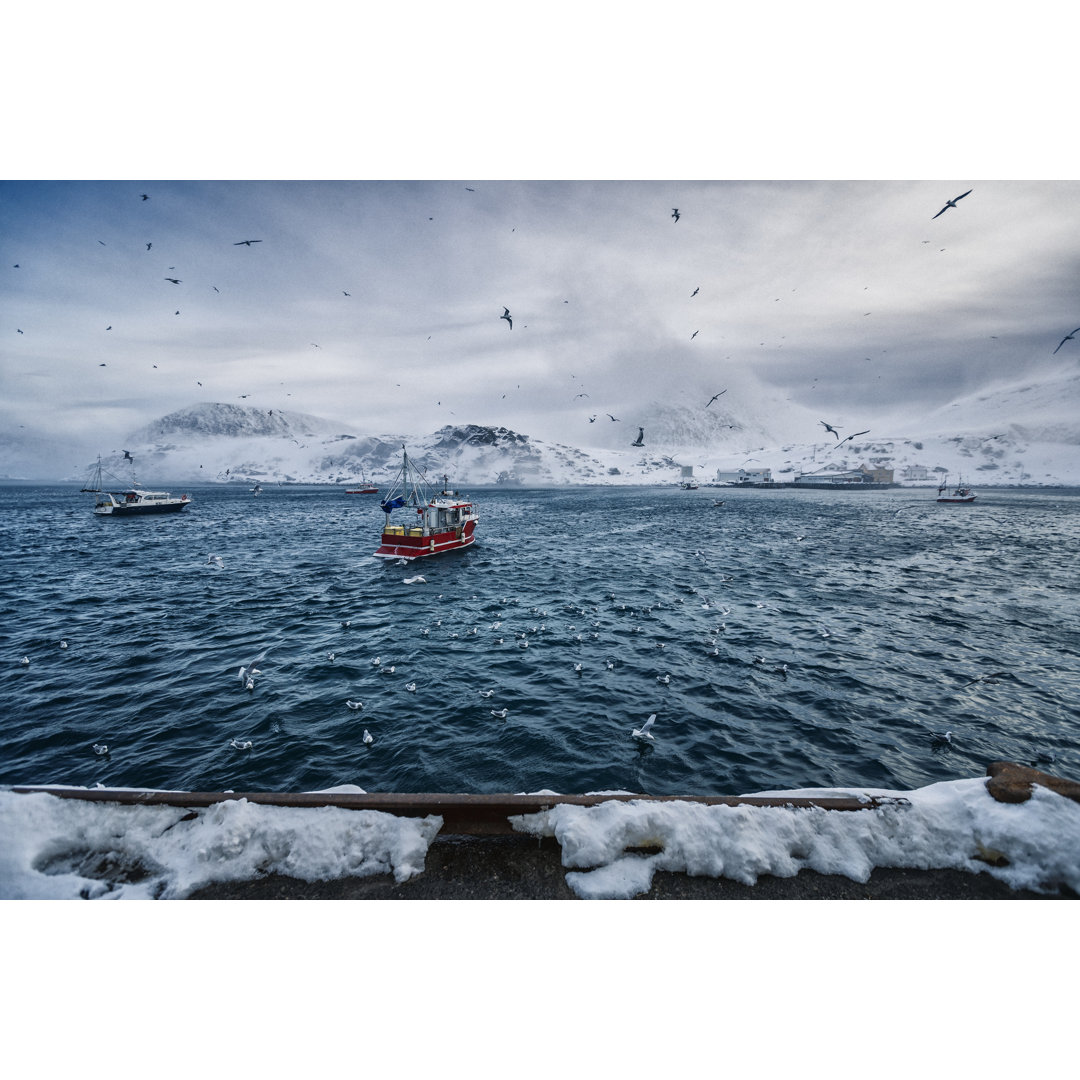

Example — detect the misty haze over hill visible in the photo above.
[2,362,1078,487]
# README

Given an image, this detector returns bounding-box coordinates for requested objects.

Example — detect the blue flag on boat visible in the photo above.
[380,496,406,513]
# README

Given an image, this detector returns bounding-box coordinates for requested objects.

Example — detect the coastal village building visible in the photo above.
[901,465,932,481]
[715,468,773,484]
[793,466,894,486]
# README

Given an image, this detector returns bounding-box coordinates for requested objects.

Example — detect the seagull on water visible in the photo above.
[230,739,253,750]
[632,713,657,740]
[404,575,426,584]
[363,729,374,745]
[1052,327,1080,355]
[20,656,29,666]
[371,657,381,666]
[491,708,508,718]
[345,700,364,710]
[237,650,266,685]
[208,554,224,569]
[657,674,670,684]
[60,640,68,649]
[931,189,972,219]
[92,743,109,755]
[479,689,495,698]
[500,307,512,329]
[959,671,1009,688]
[406,682,417,692]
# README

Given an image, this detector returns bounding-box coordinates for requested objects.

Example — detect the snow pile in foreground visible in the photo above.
[0,793,441,900]
[510,778,1080,899]
[3,776,1078,900]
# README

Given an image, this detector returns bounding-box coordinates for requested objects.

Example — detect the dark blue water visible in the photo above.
[2,483,1078,796]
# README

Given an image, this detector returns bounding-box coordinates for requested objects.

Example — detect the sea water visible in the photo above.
[2,483,1079,798]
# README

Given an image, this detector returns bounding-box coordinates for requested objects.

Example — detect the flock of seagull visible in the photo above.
[99,561,1010,757]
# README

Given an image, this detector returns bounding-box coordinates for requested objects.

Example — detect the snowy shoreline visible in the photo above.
[4,765,1078,900]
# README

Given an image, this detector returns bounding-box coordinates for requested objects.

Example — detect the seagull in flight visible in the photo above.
[122,450,133,462]
[606,414,620,422]
[234,239,262,246]
[141,193,150,200]
[165,277,181,284]
[632,713,657,740]
[631,427,644,447]
[691,286,699,297]
[671,208,680,222]
[500,306,512,329]
[819,420,841,439]
[831,429,870,449]
[691,330,699,339]
[1052,327,1080,355]
[931,189,972,219]
[705,391,727,408]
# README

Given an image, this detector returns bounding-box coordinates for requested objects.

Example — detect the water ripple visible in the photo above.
[2,483,1079,794]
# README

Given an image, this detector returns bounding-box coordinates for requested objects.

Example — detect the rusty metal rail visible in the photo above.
[10,786,907,835]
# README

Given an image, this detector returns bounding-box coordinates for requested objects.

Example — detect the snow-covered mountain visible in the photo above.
[3,363,1078,486]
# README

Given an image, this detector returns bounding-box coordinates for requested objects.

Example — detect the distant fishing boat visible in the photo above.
[373,447,477,560]
[345,467,378,494]
[936,476,977,504]
[82,457,191,516]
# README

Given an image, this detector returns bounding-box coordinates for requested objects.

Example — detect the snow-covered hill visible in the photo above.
[3,363,1078,486]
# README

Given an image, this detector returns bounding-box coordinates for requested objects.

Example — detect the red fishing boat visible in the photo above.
[373,447,478,560]
[345,468,378,494]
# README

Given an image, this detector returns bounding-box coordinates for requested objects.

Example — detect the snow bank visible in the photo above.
[0,792,441,899]
[510,778,1080,899]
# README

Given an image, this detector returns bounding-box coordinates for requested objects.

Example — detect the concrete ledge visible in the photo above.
[186,834,1077,900]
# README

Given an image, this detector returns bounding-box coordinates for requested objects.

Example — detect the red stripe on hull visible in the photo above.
[373,521,477,560]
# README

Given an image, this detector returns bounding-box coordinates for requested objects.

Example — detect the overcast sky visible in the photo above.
[5,179,1079,457]
[4,7,1079,473]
